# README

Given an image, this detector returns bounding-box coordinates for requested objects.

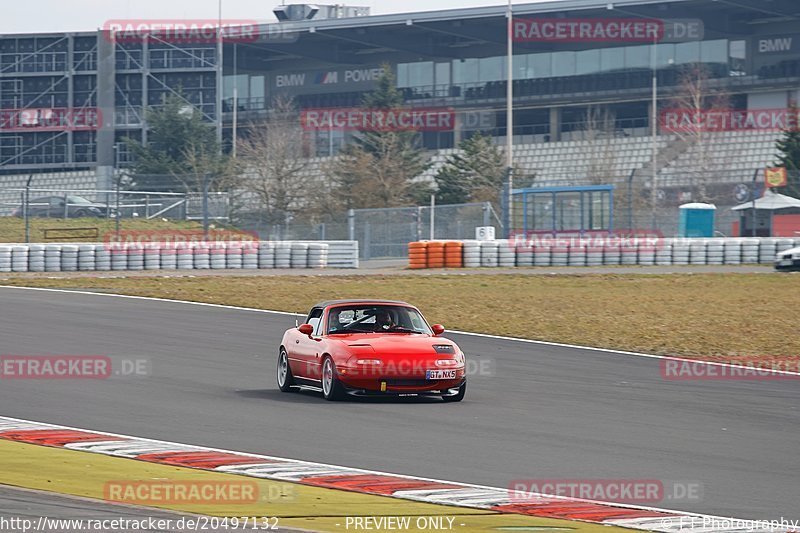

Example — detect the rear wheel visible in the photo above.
[321,357,345,401]
[442,382,466,403]
[277,348,295,392]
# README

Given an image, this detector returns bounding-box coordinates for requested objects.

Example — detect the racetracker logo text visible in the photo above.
[103,20,263,44]
[0,108,100,133]
[509,230,664,253]
[0,356,149,379]
[104,481,259,504]
[300,108,456,132]
[508,479,702,504]
[103,229,259,254]
[660,359,800,380]
[661,108,800,133]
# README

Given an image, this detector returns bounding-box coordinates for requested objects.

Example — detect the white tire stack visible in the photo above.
[706,239,725,265]
[307,242,328,268]
[723,239,742,265]
[45,244,62,272]
[462,240,481,268]
[275,242,292,268]
[258,241,275,269]
[515,241,533,267]
[242,242,259,269]
[672,239,690,265]
[0,245,12,272]
[480,240,499,267]
[740,238,760,263]
[620,242,638,265]
[180,243,199,269]
[29,244,46,272]
[110,243,128,271]
[689,239,707,265]
[603,242,621,265]
[61,245,79,272]
[226,242,244,269]
[78,244,96,271]
[776,238,795,256]
[95,243,111,271]
[568,243,586,266]
[637,240,656,266]
[497,240,515,267]
[159,243,178,270]
[210,243,227,269]
[759,238,777,264]
[12,245,30,272]
[532,243,551,266]
[550,244,568,266]
[291,242,309,268]
[655,239,673,266]
[144,243,161,270]
[585,243,603,266]
[126,243,144,271]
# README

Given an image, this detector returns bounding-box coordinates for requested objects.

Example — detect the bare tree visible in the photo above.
[668,63,729,202]
[581,106,618,185]
[237,97,312,225]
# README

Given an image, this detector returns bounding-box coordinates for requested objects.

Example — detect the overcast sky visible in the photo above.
[2,0,531,34]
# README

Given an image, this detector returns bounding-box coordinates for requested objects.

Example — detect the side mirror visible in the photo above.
[298,323,314,335]
[432,324,445,336]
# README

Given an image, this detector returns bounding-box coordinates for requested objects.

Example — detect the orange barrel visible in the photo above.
[444,240,464,268]
[426,241,446,268]
[408,241,428,269]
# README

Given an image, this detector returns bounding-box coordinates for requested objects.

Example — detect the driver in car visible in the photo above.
[375,309,397,330]
[329,308,346,332]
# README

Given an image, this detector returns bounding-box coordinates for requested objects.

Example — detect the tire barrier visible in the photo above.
[407,237,800,268]
[407,241,427,269]
[0,241,360,272]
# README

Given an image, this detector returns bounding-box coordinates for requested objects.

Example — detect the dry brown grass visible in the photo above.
[3,273,799,360]
[0,217,204,243]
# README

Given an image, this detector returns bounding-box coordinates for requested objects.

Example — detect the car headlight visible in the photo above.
[436,359,460,367]
[355,359,382,365]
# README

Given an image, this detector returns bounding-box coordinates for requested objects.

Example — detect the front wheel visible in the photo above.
[442,382,466,403]
[321,357,345,401]
[277,349,295,392]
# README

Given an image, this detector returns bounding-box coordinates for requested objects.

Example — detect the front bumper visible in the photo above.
[338,367,466,395]
[774,257,800,270]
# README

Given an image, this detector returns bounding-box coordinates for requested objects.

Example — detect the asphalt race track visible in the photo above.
[1,286,797,519]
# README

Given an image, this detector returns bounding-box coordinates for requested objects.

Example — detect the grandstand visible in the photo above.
[0,0,798,228]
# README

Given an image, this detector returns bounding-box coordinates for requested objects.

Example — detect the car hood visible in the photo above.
[332,333,459,356]
[778,246,800,257]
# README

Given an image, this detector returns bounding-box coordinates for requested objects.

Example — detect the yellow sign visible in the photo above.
[43,227,100,240]
[764,167,788,188]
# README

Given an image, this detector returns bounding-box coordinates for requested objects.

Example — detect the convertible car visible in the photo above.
[278,299,466,401]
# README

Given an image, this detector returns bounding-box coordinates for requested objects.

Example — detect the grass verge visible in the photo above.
[3,272,799,360]
[0,217,204,243]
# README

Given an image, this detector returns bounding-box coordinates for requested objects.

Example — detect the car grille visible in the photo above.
[385,379,430,387]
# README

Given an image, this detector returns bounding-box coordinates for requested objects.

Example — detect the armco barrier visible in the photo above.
[406,237,800,268]
[0,241,359,272]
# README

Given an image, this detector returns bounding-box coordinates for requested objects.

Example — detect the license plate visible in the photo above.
[426,369,456,380]
[779,259,793,266]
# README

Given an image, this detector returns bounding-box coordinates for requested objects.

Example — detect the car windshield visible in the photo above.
[327,304,432,335]
[67,196,93,204]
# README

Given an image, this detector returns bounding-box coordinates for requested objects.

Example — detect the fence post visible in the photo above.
[24,174,32,243]
[483,202,491,227]
[364,222,371,261]
[202,173,210,240]
[347,209,355,241]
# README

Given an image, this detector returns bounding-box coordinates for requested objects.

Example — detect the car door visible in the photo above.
[291,308,324,381]
[48,196,66,218]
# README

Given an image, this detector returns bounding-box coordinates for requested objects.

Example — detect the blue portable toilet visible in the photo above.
[678,203,716,237]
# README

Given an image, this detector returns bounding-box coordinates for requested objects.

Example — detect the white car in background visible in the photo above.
[775,246,800,271]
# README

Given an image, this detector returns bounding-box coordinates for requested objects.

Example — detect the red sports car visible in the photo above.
[277,299,466,401]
